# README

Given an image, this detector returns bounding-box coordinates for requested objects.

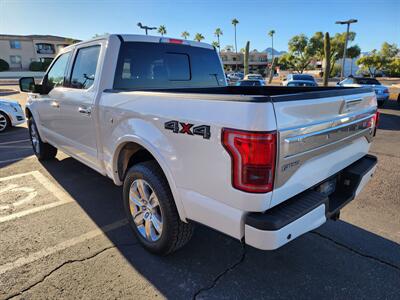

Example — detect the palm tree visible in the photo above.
[268,30,276,62]
[211,41,220,49]
[268,30,276,83]
[231,18,239,71]
[181,31,190,40]
[214,28,223,53]
[194,33,205,42]
[158,25,167,36]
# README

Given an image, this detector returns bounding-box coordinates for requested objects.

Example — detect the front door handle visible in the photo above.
[50,101,59,108]
[78,106,91,115]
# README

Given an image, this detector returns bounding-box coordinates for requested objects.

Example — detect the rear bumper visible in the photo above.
[244,154,377,250]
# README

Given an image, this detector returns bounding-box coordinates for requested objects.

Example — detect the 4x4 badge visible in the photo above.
[165,120,211,139]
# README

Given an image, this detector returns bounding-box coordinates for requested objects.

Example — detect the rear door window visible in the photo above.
[114,42,225,89]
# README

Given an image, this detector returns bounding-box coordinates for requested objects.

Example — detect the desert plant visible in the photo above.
[214,28,223,53]
[0,59,9,71]
[243,41,250,75]
[29,61,52,71]
[323,32,331,86]
[158,25,167,36]
[194,33,205,42]
[232,18,239,70]
[181,31,190,40]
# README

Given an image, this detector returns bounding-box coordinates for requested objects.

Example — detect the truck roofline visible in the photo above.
[60,33,214,53]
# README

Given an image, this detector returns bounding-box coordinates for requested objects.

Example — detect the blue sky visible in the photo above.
[1,0,399,52]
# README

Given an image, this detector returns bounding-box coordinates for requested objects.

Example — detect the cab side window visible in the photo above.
[46,52,71,88]
[70,46,100,89]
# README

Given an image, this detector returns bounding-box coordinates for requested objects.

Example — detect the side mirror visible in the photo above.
[336,82,341,86]
[19,77,36,92]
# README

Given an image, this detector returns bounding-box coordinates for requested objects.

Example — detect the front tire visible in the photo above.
[0,111,10,132]
[123,161,193,255]
[28,117,57,160]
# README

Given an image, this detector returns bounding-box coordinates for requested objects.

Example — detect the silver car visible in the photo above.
[337,77,389,107]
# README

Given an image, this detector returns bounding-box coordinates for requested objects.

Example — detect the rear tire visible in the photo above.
[123,161,193,255]
[0,111,10,132]
[28,117,57,160]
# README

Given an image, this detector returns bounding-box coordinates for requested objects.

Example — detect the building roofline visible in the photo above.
[0,34,80,43]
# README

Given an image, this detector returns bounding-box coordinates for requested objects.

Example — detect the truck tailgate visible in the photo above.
[270,90,377,208]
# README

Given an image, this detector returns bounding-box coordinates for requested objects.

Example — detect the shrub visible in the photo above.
[0,59,10,71]
[29,60,52,71]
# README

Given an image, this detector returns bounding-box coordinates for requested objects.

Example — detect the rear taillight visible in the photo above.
[373,111,380,136]
[222,128,276,193]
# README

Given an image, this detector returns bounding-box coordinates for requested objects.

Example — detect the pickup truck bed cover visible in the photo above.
[103,86,373,103]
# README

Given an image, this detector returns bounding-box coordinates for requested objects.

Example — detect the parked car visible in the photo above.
[244,74,264,80]
[337,77,389,107]
[227,72,244,83]
[20,34,378,255]
[282,74,317,86]
[287,80,318,87]
[0,99,25,132]
[236,79,265,86]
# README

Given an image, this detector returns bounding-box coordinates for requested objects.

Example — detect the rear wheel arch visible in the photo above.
[113,140,188,221]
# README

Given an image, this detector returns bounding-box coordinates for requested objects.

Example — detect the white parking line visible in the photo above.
[0,219,128,275]
[0,171,74,223]
[0,139,30,145]
[0,156,35,165]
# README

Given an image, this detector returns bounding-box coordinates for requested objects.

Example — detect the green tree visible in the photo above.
[181,31,190,40]
[194,33,205,42]
[158,25,167,36]
[214,28,223,53]
[278,34,316,73]
[211,41,220,49]
[231,18,239,70]
[356,43,399,77]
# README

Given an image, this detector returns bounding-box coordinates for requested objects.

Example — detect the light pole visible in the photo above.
[137,22,157,35]
[335,19,358,79]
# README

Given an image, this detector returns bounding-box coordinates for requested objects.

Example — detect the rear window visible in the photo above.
[354,78,380,85]
[114,42,225,89]
[292,74,315,81]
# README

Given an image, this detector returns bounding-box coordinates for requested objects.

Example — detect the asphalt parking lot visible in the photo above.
[0,90,399,299]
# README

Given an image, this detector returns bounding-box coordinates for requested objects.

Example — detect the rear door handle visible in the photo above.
[78,106,91,115]
[50,101,59,108]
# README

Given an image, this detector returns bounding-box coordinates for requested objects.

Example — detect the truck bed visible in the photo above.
[104,86,373,102]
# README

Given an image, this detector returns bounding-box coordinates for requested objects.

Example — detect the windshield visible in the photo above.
[354,78,381,85]
[292,74,315,81]
[114,42,226,89]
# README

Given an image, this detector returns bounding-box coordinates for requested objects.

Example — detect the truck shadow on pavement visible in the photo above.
[0,126,32,168]
[38,157,400,300]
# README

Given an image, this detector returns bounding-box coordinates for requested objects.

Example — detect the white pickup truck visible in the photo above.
[20,34,378,255]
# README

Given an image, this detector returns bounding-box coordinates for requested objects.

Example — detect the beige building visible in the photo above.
[0,34,79,70]
[220,50,268,74]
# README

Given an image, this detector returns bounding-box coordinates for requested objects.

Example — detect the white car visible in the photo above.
[244,74,264,80]
[282,74,317,86]
[0,99,25,132]
[20,34,378,255]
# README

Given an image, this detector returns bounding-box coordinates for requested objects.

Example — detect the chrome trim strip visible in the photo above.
[282,115,374,158]
[275,108,376,188]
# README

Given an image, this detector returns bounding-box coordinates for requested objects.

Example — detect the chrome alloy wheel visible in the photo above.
[30,121,40,154]
[129,179,163,242]
[0,114,7,132]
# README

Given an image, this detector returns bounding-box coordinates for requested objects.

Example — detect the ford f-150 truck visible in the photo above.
[19,34,378,255]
